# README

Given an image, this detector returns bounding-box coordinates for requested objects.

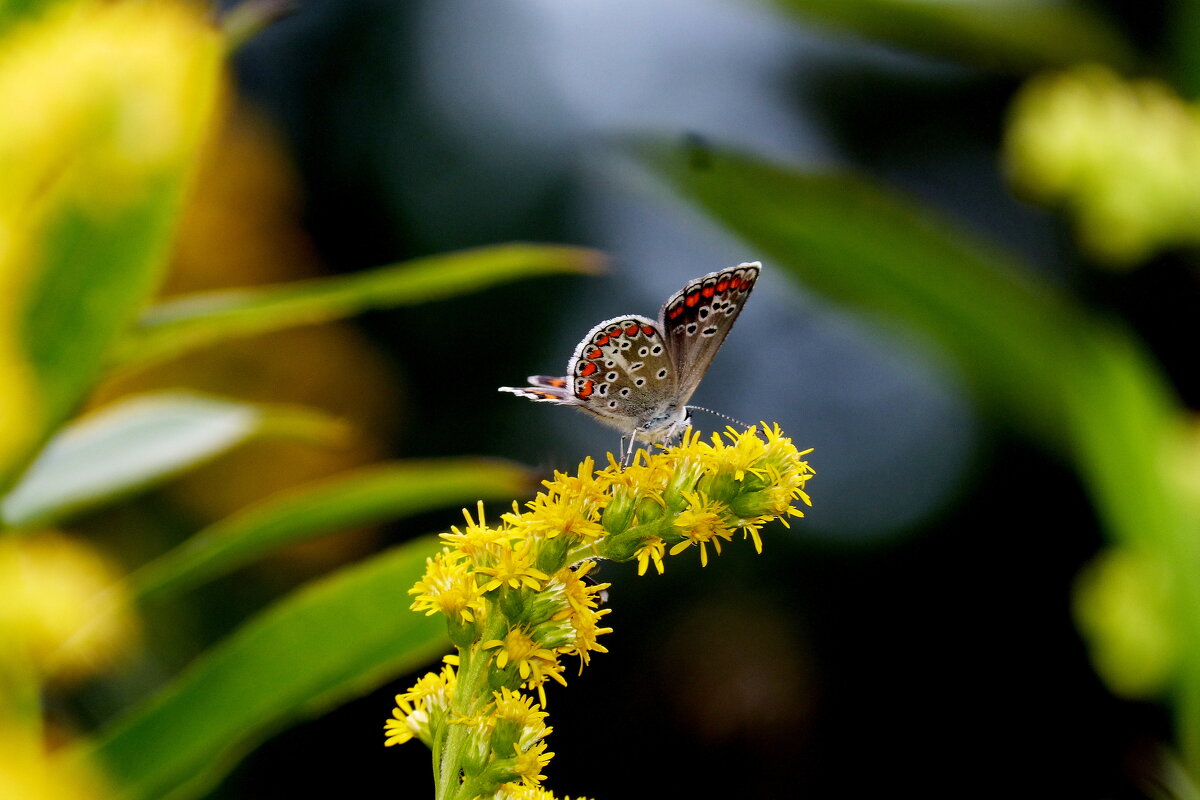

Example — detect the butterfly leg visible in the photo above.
[620,429,640,468]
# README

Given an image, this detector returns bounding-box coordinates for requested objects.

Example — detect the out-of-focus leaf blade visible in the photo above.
[3,4,223,485]
[82,537,447,800]
[635,140,1081,443]
[1059,321,1200,769]
[767,0,1134,72]
[133,458,533,602]
[110,244,604,368]
[1,393,344,529]
[640,137,1200,770]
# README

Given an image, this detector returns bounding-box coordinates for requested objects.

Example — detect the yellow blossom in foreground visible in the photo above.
[475,542,551,593]
[635,536,666,575]
[668,490,734,567]
[483,628,561,683]
[512,740,554,787]
[392,424,813,799]
[409,549,485,623]
[384,664,456,748]
[496,785,593,800]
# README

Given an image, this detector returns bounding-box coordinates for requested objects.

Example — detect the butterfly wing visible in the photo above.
[500,314,678,431]
[557,313,679,432]
[498,375,576,403]
[658,262,760,401]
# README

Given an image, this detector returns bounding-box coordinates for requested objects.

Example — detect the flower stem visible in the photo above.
[435,606,505,800]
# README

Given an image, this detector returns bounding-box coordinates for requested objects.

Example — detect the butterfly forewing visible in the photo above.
[564,314,678,430]
[659,262,759,395]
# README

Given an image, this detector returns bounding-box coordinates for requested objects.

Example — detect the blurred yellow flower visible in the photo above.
[0,532,139,683]
[1005,65,1200,265]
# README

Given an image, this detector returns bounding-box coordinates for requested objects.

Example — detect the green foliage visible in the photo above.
[133,459,534,602]
[766,0,1134,72]
[21,180,184,443]
[111,244,603,369]
[633,137,1200,777]
[81,537,447,800]
[634,142,1084,444]
[1,392,345,530]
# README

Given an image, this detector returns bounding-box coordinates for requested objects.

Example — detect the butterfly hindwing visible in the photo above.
[658,262,759,397]
[563,314,678,431]
[499,375,576,404]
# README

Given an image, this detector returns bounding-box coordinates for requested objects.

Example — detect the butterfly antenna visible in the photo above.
[687,405,751,430]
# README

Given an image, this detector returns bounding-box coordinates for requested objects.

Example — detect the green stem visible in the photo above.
[434,608,505,800]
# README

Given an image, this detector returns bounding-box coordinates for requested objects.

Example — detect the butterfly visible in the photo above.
[500,262,760,452]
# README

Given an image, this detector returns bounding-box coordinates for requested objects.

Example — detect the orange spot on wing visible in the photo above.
[702,284,715,298]
[547,377,567,388]
[716,278,730,292]
[579,362,597,376]
[595,334,609,346]
[585,347,603,359]
[625,321,640,336]
[641,324,656,336]
[667,304,683,320]
[685,290,700,307]
[577,380,595,399]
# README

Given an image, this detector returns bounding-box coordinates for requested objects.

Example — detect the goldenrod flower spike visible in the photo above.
[389,423,813,799]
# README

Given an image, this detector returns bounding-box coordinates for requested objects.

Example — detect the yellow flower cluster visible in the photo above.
[1004,65,1200,265]
[390,424,814,800]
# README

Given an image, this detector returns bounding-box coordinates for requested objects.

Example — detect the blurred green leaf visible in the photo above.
[0,0,70,34]
[634,140,1083,444]
[110,243,604,369]
[1059,323,1200,768]
[133,458,533,602]
[14,178,186,484]
[766,0,1134,72]
[1169,0,1200,99]
[637,137,1200,776]
[1058,322,1186,552]
[1,392,344,530]
[82,537,447,800]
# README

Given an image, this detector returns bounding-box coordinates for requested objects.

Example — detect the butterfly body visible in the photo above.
[501,262,760,444]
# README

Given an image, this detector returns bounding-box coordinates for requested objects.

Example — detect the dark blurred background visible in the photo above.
[148,0,1191,795]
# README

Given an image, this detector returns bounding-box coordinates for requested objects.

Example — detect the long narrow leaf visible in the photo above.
[638,137,1200,774]
[82,537,447,800]
[110,244,603,369]
[767,0,1133,72]
[1,393,344,530]
[133,458,533,602]
[634,141,1084,444]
